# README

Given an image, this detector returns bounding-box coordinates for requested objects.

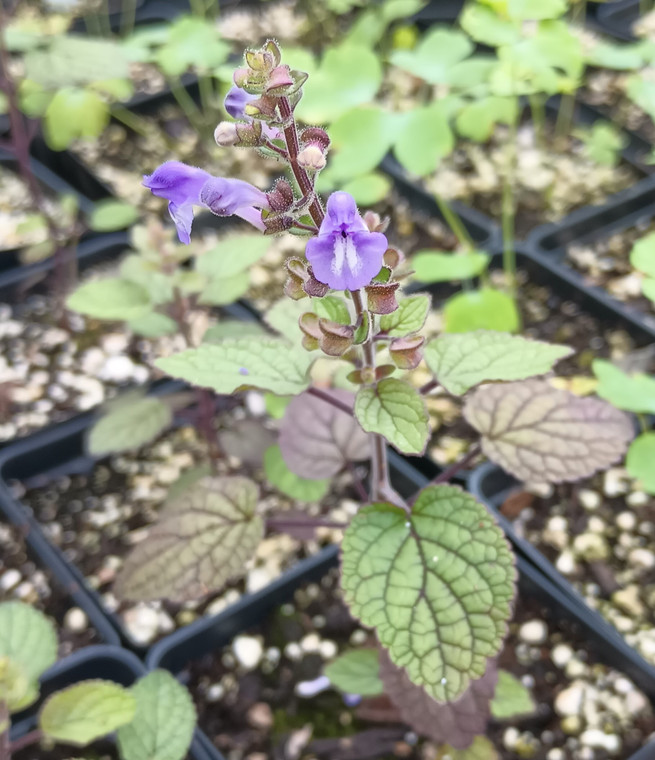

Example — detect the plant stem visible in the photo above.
[8,728,43,754]
[433,193,474,250]
[529,94,545,150]
[120,0,137,36]
[167,78,206,134]
[278,97,325,228]
[110,104,153,139]
[501,113,518,290]
[267,516,347,532]
[555,93,575,141]
[419,379,439,395]
[306,386,354,416]
[197,75,214,119]
[189,0,206,16]
[0,701,10,760]
[345,460,369,503]
[411,445,482,505]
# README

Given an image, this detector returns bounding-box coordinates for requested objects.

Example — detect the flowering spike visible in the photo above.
[305,192,388,292]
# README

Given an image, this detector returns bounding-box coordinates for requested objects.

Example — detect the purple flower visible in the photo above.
[143,161,269,243]
[224,85,280,141]
[305,192,388,291]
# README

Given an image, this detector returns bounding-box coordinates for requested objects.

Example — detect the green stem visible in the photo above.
[167,78,206,133]
[110,104,151,138]
[120,0,137,36]
[433,193,474,250]
[83,11,102,36]
[99,0,111,36]
[529,93,545,150]
[197,75,214,120]
[189,0,206,16]
[555,93,575,141]
[501,116,518,289]
[640,0,652,15]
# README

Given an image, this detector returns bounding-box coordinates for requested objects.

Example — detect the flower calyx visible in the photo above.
[284,258,329,301]
[365,280,400,314]
[390,335,425,370]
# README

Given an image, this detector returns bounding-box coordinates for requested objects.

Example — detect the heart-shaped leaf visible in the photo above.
[0,602,57,684]
[411,251,490,283]
[341,485,515,702]
[464,379,634,483]
[379,650,498,749]
[88,396,172,456]
[425,331,573,395]
[115,476,263,602]
[279,390,368,478]
[490,670,536,720]
[379,295,430,337]
[325,650,384,697]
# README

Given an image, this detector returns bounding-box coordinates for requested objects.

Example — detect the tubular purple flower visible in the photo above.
[224,85,281,141]
[143,161,269,242]
[305,192,388,291]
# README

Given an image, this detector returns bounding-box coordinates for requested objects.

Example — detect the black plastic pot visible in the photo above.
[147,460,655,759]
[0,151,97,273]
[468,461,655,704]
[9,644,213,760]
[528,176,655,340]
[595,0,644,41]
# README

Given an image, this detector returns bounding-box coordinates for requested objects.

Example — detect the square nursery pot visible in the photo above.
[467,461,655,705]
[0,151,97,275]
[595,0,644,41]
[528,176,655,341]
[145,458,655,758]
[0,378,434,654]
[9,644,213,760]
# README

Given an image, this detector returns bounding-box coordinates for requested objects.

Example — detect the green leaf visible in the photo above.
[456,96,519,142]
[626,74,655,122]
[0,656,40,713]
[24,35,129,89]
[586,41,648,70]
[464,379,634,483]
[425,331,573,395]
[44,87,109,150]
[327,107,400,182]
[0,602,57,684]
[18,79,51,117]
[593,359,655,414]
[203,320,267,341]
[412,251,490,282]
[264,298,310,342]
[324,650,384,696]
[630,231,655,278]
[127,312,178,338]
[265,393,292,419]
[443,288,520,334]
[297,45,382,123]
[154,16,230,76]
[340,172,392,205]
[626,433,655,493]
[576,122,627,167]
[155,339,312,396]
[116,477,263,602]
[508,0,567,20]
[314,296,351,325]
[117,671,196,760]
[67,277,151,321]
[198,271,249,306]
[89,200,138,232]
[643,277,655,304]
[460,4,521,46]
[341,486,515,702]
[264,445,329,502]
[88,396,172,456]
[196,233,273,279]
[394,102,454,176]
[490,670,536,720]
[355,378,429,454]
[390,28,474,85]
[39,681,136,746]
[379,295,430,337]
[119,256,174,306]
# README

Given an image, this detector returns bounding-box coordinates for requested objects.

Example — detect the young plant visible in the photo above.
[86,41,633,752]
[0,601,196,759]
[629,228,655,305]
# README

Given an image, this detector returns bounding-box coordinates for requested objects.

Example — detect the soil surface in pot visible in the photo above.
[565,218,655,317]
[16,396,363,646]
[499,470,655,669]
[423,120,639,238]
[413,265,639,468]
[0,520,100,655]
[183,568,654,760]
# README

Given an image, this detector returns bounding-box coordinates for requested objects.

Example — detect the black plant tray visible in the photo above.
[0,151,98,274]
[147,459,655,759]
[595,0,643,41]
[0,373,424,653]
[9,644,213,760]
[468,460,655,705]
[528,175,655,340]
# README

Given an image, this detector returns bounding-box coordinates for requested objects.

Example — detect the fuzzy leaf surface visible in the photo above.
[341,486,515,702]
[115,477,262,602]
[39,680,136,745]
[66,277,151,321]
[355,378,429,454]
[379,650,498,749]
[117,670,196,760]
[490,670,536,720]
[464,380,634,483]
[0,602,57,684]
[379,295,430,337]
[88,396,172,456]
[155,339,312,396]
[324,650,384,696]
[264,445,329,502]
[279,389,367,478]
[425,331,573,395]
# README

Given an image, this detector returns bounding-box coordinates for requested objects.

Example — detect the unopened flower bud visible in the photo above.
[267,179,295,212]
[301,127,330,150]
[263,213,294,234]
[318,319,354,356]
[214,121,239,147]
[365,281,400,314]
[390,335,425,370]
[298,145,326,172]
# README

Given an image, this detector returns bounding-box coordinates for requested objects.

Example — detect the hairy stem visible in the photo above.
[429,445,482,488]
[278,97,324,228]
[8,728,43,755]
[306,386,354,416]
[345,460,369,503]
[419,379,439,395]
